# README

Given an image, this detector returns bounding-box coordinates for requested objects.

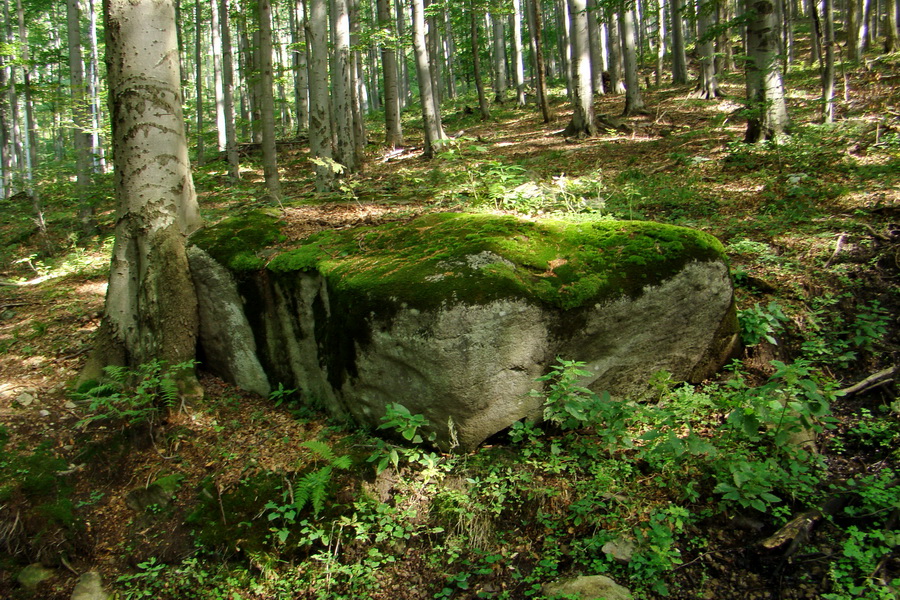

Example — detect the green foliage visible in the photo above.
[368,403,441,474]
[801,296,890,368]
[73,360,195,429]
[738,301,790,345]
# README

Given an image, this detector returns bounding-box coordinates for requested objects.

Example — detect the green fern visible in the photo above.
[285,441,352,516]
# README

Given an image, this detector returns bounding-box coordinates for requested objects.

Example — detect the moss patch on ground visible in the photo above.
[189,211,285,271]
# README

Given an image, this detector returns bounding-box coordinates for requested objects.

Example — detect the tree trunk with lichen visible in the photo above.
[84,0,202,394]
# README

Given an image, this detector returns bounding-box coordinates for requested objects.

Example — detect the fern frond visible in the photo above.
[102,365,130,383]
[332,455,352,471]
[294,466,334,516]
[302,440,336,463]
[159,377,180,405]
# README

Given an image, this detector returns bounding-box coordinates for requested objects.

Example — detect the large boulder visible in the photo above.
[190,212,738,450]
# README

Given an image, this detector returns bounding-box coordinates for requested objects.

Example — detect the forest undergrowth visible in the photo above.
[1,61,900,600]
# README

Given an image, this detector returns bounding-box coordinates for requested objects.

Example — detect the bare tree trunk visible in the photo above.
[511,0,527,106]
[307,0,335,190]
[491,11,508,102]
[220,0,240,180]
[67,0,96,236]
[378,0,403,146]
[471,1,492,120]
[588,0,607,94]
[332,0,360,172]
[15,0,42,230]
[292,0,310,133]
[607,8,627,92]
[619,4,646,114]
[671,0,689,83]
[411,0,445,157]
[529,0,552,121]
[563,0,597,136]
[822,0,835,121]
[211,0,227,152]
[887,0,899,51]
[745,0,790,141]
[692,0,723,97]
[90,0,202,391]
[258,0,282,200]
[809,0,823,65]
[195,0,205,166]
[655,0,666,84]
[858,0,872,54]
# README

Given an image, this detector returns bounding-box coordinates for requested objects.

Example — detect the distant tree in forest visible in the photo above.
[744,0,790,141]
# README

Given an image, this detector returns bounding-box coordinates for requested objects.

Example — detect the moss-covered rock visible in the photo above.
[190,212,738,450]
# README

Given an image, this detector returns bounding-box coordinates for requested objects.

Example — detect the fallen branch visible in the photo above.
[839,366,898,396]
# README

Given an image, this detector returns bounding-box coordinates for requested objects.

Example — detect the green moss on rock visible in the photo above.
[190,211,285,271]
[266,212,726,310]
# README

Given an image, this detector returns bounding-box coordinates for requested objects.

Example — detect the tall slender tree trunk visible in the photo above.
[692,0,722,97]
[332,0,359,172]
[511,0,527,106]
[67,0,96,236]
[671,0,689,83]
[443,8,457,99]
[378,0,404,146]
[307,0,335,190]
[822,0,835,122]
[587,0,607,94]
[808,0,823,66]
[619,4,646,114]
[563,0,597,137]
[257,0,282,200]
[0,54,10,198]
[195,0,205,166]
[557,0,573,96]
[491,12,508,102]
[411,0,444,157]
[655,0,667,85]
[471,2,492,120]
[886,0,899,52]
[396,0,410,108]
[293,0,310,133]
[90,0,202,389]
[211,0,227,152]
[607,8,627,93]
[220,0,240,180]
[15,0,42,230]
[530,0,552,121]
[745,0,790,141]
[858,0,872,54]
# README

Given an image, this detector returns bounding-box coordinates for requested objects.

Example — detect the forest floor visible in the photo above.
[1,59,900,600]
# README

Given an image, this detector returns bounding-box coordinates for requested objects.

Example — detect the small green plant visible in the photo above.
[738,301,790,345]
[74,360,196,430]
[367,403,441,473]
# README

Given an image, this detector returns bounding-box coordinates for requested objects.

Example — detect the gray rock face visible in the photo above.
[543,574,633,600]
[71,572,110,600]
[188,246,270,397]
[190,215,738,451]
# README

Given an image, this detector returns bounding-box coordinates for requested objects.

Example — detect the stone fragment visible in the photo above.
[542,575,633,600]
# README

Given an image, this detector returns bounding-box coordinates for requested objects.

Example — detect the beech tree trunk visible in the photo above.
[378,0,403,146]
[211,0,227,152]
[491,12,508,102]
[529,0,552,122]
[195,0,205,166]
[587,0,607,94]
[307,0,335,190]
[822,0,835,122]
[411,0,445,157]
[563,0,597,137]
[607,8,627,93]
[220,0,240,180]
[511,0,527,106]
[257,0,282,200]
[671,0,689,83]
[745,0,790,141]
[692,0,722,97]
[68,0,96,236]
[471,2,492,120]
[619,4,646,114]
[89,0,202,389]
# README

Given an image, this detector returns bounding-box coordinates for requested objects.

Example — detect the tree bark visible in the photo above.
[744,0,790,141]
[887,0,899,52]
[619,3,646,114]
[563,0,597,137]
[491,11,508,102]
[587,0,607,94]
[511,0,527,106]
[332,0,360,172]
[671,0,689,83]
[307,0,335,190]
[378,0,404,147]
[692,0,723,98]
[220,0,240,180]
[822,0,835,122]
[91,0,202,390]
[67,0,96,236]
[195,0,205,166]
[211,0,227,152]
[411,0,445,157]
[529,0,552,122]
[607,8,627,93]
[471,2,492,120]
[257,0,282,200]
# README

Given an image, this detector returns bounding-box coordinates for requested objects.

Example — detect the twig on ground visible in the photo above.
[838,366,898,396]
[823,233,848,268]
